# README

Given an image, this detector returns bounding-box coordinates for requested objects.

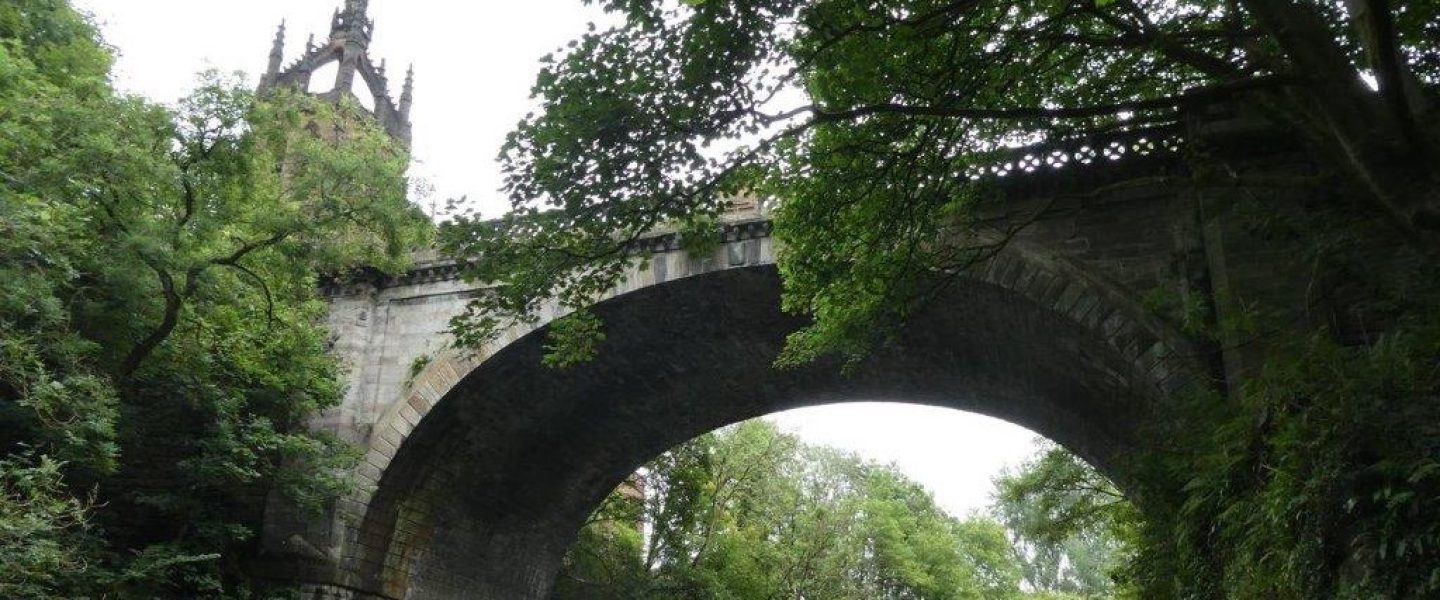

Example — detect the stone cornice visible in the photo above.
[320,218,776,295]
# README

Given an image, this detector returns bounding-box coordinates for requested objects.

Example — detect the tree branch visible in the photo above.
[176,163,199,233]
[803,76,1293,124]
[118,261,187,379]
[211,230,293,267]
[220,261,276,328]
[1343,0,1423,143]
[1089,1,1248,78]
[1239,0,1363,88]
[119,227,293,378]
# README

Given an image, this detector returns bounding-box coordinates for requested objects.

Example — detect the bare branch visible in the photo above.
[805,76,1294,124]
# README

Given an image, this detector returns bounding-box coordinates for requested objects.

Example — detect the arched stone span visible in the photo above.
[245,109,1341,600]
[305,224,1206,599]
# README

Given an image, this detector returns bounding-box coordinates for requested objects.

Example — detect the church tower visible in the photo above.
[258,0,413,146]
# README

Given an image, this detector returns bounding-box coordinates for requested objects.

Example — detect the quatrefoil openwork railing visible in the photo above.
[965,127,1186,181]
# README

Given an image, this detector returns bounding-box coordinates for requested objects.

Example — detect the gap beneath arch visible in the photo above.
[767,402,1037,515]
[552,402,1126,600]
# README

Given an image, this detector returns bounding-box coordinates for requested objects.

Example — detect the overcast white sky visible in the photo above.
[76,0,1042,517]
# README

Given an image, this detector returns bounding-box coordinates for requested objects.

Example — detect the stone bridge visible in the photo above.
[260,112,1323,599]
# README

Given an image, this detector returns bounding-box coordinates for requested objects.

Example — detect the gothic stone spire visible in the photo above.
[258,21,286,92]
[257,1,411,146]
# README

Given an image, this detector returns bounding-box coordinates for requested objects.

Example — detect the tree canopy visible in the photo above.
[553,420,1047,600]
[992,442,1135,597]
[443,0,1440,365]
[0,1,430,596]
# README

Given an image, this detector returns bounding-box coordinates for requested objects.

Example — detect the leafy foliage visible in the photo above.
[0,1,431,596]
[543,309,608,368]
[0,453,95,599]
[554,420,1042,600]
[444,0,1440,365]
[1129,320,1440,599]
[992,442,1135,597]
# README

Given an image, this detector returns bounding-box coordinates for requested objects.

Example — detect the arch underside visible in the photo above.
[355,265,1176,599]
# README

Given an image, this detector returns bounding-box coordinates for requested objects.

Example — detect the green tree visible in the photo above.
[0,1,431,596]
[991,442,1136,598]
[554,419,1028,600]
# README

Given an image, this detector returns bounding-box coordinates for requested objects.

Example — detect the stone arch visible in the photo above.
[318,233,1207,599]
